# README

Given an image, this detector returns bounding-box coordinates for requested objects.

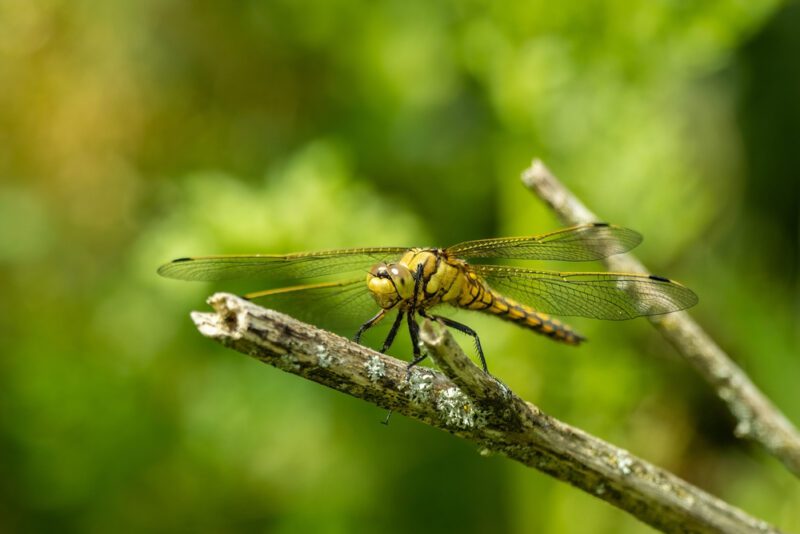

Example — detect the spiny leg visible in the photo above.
[419,310,488,374]
[405,263,428,372]
[380,310,405,353]
[377,311,405,428]
[410,262,424,310]
[385,264,427,426]
[354,309,386,344]
[406,311,426,370]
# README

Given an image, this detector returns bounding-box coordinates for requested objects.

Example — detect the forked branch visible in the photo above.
[192,292,779,534]
[521,159,800,477]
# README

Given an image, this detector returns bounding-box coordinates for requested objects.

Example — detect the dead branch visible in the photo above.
[191,292,780,534]
[521,159,800,478]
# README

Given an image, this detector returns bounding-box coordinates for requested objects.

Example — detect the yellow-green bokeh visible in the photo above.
[1,1,798,532]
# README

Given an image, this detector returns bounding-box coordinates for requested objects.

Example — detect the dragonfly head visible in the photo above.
[367,262,415,308]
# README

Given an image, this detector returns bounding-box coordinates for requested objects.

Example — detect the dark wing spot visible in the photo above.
[173,257,193,263]
[592,222,610,227]
[649,274,671,282]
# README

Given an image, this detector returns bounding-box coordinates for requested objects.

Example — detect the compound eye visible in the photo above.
[370,265,390,279]
[385,263,414,298]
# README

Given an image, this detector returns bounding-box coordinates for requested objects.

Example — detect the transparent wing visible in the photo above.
[447,223,642,261]
[471,265,698,320]
[243,278,382,334]
[157,247,407,282]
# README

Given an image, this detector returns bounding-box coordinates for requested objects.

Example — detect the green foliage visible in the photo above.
[0,1,797,532]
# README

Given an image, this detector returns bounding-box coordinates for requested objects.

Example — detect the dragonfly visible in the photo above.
[158,223,698,372]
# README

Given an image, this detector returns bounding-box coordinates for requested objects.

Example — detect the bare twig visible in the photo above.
[521,159,800,477]
[192,292,780,534]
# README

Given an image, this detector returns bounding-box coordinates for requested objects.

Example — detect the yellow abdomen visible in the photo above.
[453,270,584,345]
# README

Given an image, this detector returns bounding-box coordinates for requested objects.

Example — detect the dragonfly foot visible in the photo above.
[419,311,490,374]
[381,410,393,426]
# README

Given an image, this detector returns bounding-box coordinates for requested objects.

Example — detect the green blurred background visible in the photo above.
[1,1,798,532]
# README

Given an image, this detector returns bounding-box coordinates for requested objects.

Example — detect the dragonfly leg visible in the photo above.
[381,310,405,353]
[410,262,425,309]
[377,311,404,428]
[381,411,393,426]
[406,312,426,369]
[419,311,488,374]
[405,264,428,372]
[378,313,404,428]
[354,309,387,344]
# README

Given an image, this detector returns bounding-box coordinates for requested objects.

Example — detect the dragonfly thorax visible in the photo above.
[366,249,469,311]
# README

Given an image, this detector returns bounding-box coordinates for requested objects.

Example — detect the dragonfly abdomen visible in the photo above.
[488,292,584,345]
[456,275,584,345]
